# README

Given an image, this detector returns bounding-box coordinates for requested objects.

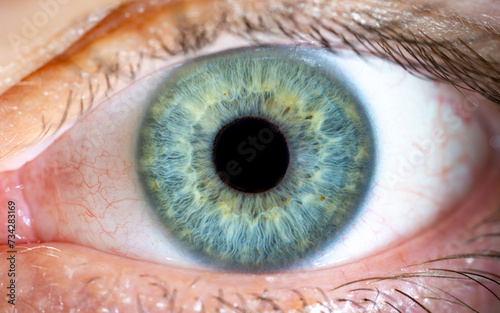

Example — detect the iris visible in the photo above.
[138,46,375,271]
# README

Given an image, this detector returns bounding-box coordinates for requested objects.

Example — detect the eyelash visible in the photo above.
[63,0,499,125]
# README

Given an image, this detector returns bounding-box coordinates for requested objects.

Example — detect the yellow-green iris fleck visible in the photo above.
[138,46,375,271]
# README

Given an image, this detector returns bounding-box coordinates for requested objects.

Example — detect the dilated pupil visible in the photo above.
[213,117,289,193]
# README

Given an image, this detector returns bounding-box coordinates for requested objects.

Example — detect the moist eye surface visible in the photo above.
[137,46,376,272]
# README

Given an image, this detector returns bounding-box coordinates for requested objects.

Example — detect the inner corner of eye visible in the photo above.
[135,46,376,272]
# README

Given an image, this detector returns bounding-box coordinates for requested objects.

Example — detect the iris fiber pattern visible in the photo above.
[138,47,375,271]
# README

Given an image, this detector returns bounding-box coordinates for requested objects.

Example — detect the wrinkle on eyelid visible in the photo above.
[0,0,126,94]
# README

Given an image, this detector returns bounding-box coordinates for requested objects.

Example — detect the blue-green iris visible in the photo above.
[138,46,375,271]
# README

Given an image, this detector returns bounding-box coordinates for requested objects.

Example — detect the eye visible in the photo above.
[1,1,500,312]
[10,41,491,271]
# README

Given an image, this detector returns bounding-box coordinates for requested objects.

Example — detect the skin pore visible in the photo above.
[1,0,500,312]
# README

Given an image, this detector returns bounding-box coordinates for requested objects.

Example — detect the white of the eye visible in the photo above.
[309,52,489,268]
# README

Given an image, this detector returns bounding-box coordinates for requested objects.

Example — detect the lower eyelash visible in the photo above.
[141,206,500,312]
[130,253,500,313]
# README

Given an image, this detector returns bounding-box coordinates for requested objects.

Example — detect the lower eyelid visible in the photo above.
[2,173,499,313]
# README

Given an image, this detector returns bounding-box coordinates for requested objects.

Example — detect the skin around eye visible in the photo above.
[1,1,500,312]
[0,0,121,94]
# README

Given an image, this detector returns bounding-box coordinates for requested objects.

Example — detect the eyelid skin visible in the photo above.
[0,0,225,171]
[1,0,499,171]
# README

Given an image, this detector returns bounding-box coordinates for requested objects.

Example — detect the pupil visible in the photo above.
[213,117,290,193]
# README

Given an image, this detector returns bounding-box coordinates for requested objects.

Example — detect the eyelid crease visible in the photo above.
[0,0,499,167]
[0,1,125,95]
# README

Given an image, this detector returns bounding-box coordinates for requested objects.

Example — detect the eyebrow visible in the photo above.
[1,0,499,160]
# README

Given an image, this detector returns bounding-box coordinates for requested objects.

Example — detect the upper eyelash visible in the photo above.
[75,0,500,119]
[227,3,500,104]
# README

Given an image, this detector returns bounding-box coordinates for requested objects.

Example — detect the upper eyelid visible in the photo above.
[3,0,499,93]
[0,0,499,163]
